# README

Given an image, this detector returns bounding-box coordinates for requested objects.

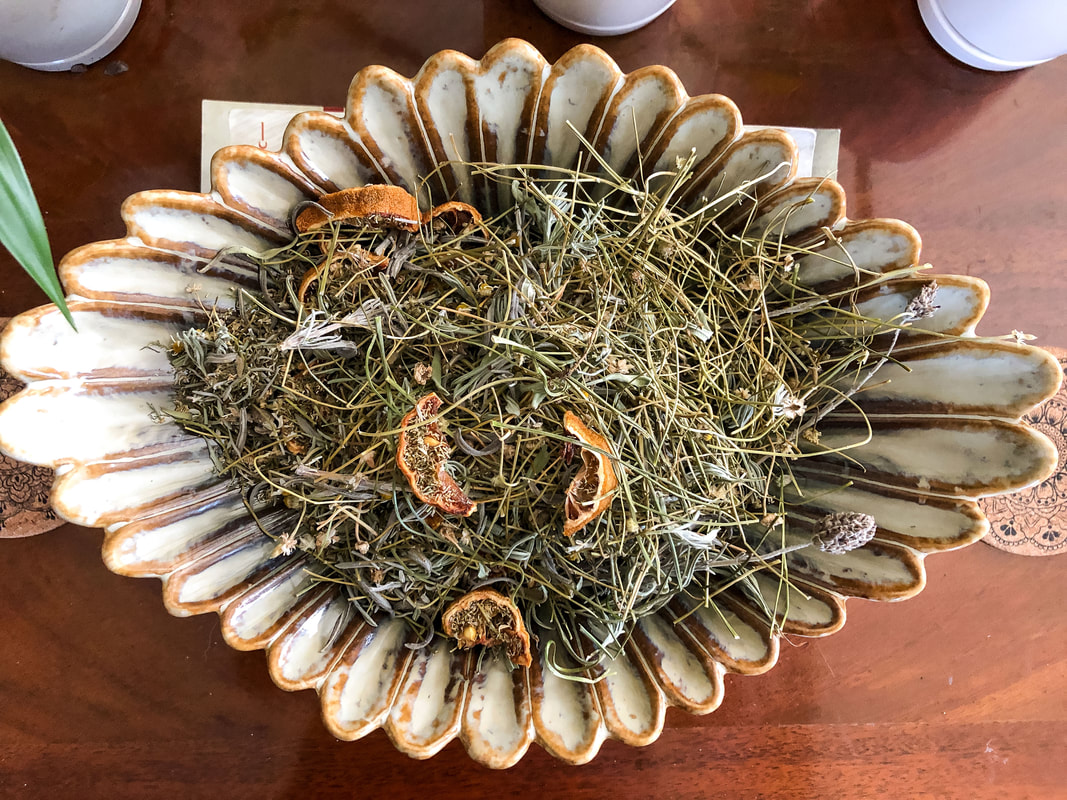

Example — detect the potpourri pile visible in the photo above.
[165,160,921,669]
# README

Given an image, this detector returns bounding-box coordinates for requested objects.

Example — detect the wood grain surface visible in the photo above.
[0,2,1064,797]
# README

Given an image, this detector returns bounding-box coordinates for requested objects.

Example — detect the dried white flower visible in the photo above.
[271,531,299,558]
[772,385,806,420]
[280,311,359,354]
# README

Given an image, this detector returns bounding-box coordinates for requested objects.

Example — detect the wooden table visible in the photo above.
[1,2,1064,797]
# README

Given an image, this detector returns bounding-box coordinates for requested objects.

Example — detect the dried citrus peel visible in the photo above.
[424,200,481,230]
[294,185,481,234]
[396,393,476,517]
[295,246,388,305]
[562,411,618,537]
[441,588,532,667]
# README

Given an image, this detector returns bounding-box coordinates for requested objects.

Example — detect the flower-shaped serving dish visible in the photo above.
[0,39,1060,768]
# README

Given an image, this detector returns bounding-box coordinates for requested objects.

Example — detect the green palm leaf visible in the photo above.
[0,118,75,328]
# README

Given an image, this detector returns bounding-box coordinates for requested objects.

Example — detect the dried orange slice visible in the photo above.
[294,185,482,234]
[425,200,482,230]
[295,185,422,232]
[441,588,532,667]
[396,393,476,517]
[562,411,618,537]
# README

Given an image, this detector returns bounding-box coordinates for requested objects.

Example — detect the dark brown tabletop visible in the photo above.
[1,2,1065,798]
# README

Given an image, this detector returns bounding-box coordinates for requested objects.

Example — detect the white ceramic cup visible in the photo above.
[532,0,676,36]
[0,0,142,72]
[918,0,1067,71]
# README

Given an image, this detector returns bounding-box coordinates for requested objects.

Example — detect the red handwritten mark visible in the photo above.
[258,121,268,149]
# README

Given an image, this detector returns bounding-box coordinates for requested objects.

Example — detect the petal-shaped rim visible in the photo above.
[0,38,1059,767]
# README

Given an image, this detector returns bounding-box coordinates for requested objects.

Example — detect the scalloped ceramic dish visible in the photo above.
[0,40,1061,768]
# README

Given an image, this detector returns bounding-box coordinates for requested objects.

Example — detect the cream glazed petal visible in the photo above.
[219,561,322,650]
[268,590,355,692]
[210,145,320,231]
[320,618,414,741]
[102,489,253,576]
[591,645,665,746]
[0,380,192,466]
[346,65,439,206]
[283,111,382,193]
[1,302,195,381]
[590,65,687,181]
[736,572,847,637]
[668,595,779,675]
[774,531,927,601]
[803,418,1058,497]
[854,275,990,338]
[467,39,546,212]
[51,443,221,528]
[162,534,290,617]
[59,241,252,311]
[460,649,534,769]
[0,39,1060,768]
[642,93,742,195]
[630,612,725,715]
[384,639,469,759]
[740,177,847,239]
[529,45,622,172]
[528,638,607,764]
[411,49,480,205]
[794,219,923,287]
[786,475,988,553]
[842,339,1062,420]
[122,190,286,256]
[685,127,798,211]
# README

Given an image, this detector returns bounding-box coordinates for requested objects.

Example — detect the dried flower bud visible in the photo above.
[904,281,939,321]
[413,362,432,385]
[813,512,877,554]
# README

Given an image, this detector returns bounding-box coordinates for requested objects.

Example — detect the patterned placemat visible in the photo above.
[981,346,1067,557]
[0,319,62,537]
